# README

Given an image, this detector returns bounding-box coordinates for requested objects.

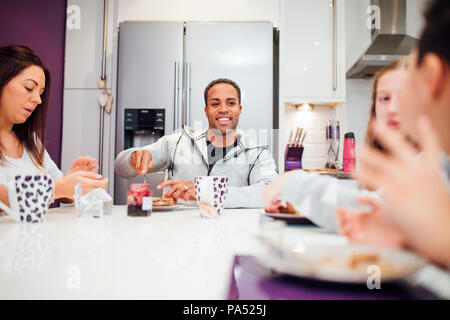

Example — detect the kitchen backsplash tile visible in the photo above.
[302,144,329,158]
[303,129,327,144]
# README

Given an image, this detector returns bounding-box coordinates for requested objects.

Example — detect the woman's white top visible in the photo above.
[0,147,63,182]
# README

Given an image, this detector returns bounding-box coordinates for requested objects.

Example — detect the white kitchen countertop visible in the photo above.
[0,205,347,299]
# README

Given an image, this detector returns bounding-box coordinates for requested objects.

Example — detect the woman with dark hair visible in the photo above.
[0,45,107,207]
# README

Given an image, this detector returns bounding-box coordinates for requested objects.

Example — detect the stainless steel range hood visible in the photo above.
[346,0,418,78]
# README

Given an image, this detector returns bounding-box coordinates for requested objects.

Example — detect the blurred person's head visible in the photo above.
[0,45,51,167]
[204,78,242,136]
[397,0,450,153]
[365,58,410,151]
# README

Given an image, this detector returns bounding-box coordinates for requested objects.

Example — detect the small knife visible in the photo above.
[293,128,300,146]
[297,128,304,146]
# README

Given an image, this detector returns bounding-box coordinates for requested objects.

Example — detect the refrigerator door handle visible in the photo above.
[186,61,191,127]
[174,61,180,130]
[182,62,187,127]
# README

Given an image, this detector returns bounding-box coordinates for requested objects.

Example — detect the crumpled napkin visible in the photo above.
[73,183,113,218]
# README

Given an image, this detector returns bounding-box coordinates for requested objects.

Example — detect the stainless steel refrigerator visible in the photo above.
[114,21,275,204]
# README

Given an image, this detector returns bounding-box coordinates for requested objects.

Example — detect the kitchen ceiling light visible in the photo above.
[296,103,312,111]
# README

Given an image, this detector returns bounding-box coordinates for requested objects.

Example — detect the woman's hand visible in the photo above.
[54,171,108,201]
[67,156,99,175]
[0,185,9,207]
[262,172,292,212]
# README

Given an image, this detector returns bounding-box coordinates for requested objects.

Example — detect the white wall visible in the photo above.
[117,0,280,26]
[344,79,372,153]
[407,0,428,38]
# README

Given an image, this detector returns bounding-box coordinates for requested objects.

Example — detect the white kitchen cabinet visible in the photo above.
[64,0,111,89]
[280,0,345,101]
[64,0,116,89]
[61,90,101,173]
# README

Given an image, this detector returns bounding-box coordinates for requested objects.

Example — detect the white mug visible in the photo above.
[0,174,54,223]
[194,176,228,216]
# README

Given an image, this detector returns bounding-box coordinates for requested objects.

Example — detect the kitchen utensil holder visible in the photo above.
[284,145,304,171]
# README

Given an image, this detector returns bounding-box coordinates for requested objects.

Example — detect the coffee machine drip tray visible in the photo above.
[124,108,165,149]
[132,131,160,147]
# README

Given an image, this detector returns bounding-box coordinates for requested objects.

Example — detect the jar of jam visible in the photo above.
[127,183,152,216]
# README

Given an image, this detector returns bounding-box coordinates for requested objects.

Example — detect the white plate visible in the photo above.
[263,211,316,225]
[256,241,427,284]
[152,205,178,212]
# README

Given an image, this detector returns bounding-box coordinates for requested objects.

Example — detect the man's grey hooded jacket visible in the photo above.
[115,127,278,208]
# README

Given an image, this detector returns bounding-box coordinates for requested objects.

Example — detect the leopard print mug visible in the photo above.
[194,176,229,217]
[0,174,54,223]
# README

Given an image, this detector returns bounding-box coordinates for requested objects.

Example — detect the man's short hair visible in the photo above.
[204,78,241,105]
[418,0,450,66]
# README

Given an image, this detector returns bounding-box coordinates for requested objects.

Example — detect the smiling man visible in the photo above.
[115,78,278,208]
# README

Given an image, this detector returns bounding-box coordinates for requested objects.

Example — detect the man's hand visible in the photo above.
[130,150,154,175]
[157,180,196,203]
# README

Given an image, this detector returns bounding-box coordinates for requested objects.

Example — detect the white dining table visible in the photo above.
[0,205,348,299]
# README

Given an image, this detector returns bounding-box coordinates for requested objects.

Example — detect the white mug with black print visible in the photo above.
[0,173,54,223]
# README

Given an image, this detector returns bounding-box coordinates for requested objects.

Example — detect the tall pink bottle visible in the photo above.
[343,132,356,172]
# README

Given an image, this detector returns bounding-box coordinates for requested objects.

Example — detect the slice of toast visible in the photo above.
[153,197,175,206]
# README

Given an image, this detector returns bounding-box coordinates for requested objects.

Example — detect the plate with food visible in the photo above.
[256,240,427,284]
[263,202,316,226]
[152,197,177,211]
[302,169,352,179]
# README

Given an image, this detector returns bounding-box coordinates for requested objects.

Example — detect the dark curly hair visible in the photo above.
[204,78,241,105]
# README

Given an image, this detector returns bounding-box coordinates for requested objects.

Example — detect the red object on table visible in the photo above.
[127,183,152,216]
